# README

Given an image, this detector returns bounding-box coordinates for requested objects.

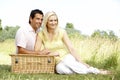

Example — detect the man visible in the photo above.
[15,9,50,54]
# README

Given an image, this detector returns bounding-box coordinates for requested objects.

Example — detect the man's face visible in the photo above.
[30,13,43,31]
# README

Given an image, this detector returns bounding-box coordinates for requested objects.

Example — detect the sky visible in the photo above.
[0,0,120,36]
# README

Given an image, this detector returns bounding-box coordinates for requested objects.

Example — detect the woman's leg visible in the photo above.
[56,61,74,74]
[62,54,100,74]
[62,54,89,74]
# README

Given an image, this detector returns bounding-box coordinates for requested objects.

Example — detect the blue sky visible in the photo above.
[0,0,120,36]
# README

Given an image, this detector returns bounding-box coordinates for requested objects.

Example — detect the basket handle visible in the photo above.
[48,58,51,63]
[15,58,19,64]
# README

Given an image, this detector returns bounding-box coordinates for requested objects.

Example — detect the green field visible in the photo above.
[0,38,120,80]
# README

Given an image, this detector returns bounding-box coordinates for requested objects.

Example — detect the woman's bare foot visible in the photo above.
[99,70,112,75]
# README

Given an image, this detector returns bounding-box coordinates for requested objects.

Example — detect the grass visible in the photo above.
[0,65,119,80]
[0,39,15,65]
[0,38,120,80]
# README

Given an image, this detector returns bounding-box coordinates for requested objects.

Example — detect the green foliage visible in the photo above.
[65,22,83,38]
[91,29,118,41]
[88,52,119,70]
[0,19,2,31]
[102,53,118,69]
[65,27,80,34]
[65,23,87,40]
[65,22,74,29]
[0,26,20,42]
[0,26,2,31]
[91,30,108,38]
[109,30,118,40]
[65,27,86,40]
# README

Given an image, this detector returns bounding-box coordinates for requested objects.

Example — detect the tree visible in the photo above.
[0,26,20,42]
[91,29,118,40]
[65,22,74,29]
[91,30,109,38]
[0,19,2,31]
[91,30,101,38]
[108,30,118,40]
[65,22,80,34]
[64,22,85,39]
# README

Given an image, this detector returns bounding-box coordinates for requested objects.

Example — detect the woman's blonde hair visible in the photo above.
[42,11,59,40]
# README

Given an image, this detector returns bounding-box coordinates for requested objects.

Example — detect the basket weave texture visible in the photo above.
[10,54,55,73]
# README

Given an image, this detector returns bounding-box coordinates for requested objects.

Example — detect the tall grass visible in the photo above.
[0,39,15,65]
[70,36,120,71]
[0,38,120,80]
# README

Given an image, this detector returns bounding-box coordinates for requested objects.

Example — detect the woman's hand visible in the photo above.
[49,52,60,57]
[38,49,51,55]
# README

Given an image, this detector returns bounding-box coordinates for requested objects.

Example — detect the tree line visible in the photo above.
[0,19,20,42]
[0,19,118,42]
[65,23,118,41]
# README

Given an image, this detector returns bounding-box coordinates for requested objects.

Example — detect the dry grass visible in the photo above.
[0,38,120,80]
[0,39,15,65]
[71,37,120,70]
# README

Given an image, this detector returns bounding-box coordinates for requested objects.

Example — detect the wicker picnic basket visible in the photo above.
[10,54,55,73]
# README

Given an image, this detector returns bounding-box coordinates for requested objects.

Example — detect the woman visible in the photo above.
[35,11,111,75]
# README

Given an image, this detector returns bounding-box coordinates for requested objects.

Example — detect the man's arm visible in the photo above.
[18,46,50,55]
[17,46,38,54]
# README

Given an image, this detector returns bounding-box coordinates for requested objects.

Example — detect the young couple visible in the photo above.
[15,9,111,75]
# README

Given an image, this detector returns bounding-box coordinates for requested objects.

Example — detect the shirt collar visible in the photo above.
[27,24,34,32]
[27,24,40,33]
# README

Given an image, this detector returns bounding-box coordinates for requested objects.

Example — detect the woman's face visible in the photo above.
[47,15,58,30]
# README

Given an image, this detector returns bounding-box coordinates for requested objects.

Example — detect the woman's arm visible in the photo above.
[62,30,90,67]
[34,34,50,55]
